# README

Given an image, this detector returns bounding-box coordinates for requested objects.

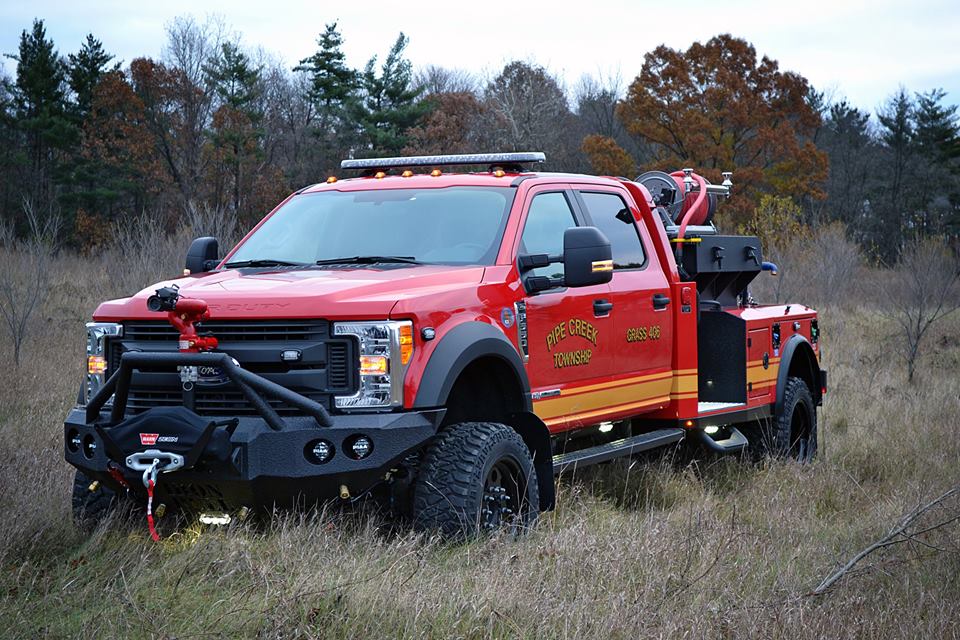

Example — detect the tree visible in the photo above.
[352,33,429,155]
[872,89,917,261]
[67,34,116,119]
[882,237,959,383]
[294,22,358,166]
[403,91,485,155]
[483,61,581,170]
[616,34,828,225]
[204,42,265,215]
[7,19,73,213]
[818,101,877,229]
[75,70,164,243]
[581,134,634,177]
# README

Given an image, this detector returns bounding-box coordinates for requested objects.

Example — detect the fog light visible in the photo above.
[305,439,335,464]
[199,513,232,525]
[82,434,97,459]
[67,429,81,453]
[348,435,373,460]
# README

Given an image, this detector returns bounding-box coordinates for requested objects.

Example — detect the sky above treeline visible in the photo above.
[2,0,958,113]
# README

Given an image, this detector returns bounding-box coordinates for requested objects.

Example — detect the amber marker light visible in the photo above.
[401,170,414,178]
[88,355,107,375]
[685,420,695,428]
[493,169,505,177]
[326,176,337,183]
[430,169,442,177]
[374,171,386,179]
[399,324,414,365]
[359,355,389,376]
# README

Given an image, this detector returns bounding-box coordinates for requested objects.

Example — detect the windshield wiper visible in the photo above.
[224,258,307,268]
[315,255,422,265]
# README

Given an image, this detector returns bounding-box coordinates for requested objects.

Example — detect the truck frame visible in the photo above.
[66,152,826,538]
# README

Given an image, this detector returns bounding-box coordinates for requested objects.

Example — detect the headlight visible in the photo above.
[85,322,122,404]
[333,321,413,410]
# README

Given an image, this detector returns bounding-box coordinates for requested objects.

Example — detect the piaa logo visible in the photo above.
[140,433,159,446]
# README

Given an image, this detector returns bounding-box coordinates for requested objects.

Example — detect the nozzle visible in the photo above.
[339,484,351,500]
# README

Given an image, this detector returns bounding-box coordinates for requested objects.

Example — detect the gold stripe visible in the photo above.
[543,396,670,427]
[534,376,672,420]
[560,369,672,396]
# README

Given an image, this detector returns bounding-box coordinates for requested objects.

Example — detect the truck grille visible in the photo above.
[106,319,357,416]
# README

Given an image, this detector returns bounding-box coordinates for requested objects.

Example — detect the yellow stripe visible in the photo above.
[562,369,672,396]
[535,376,672,420]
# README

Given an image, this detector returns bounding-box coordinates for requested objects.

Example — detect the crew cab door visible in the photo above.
[515,186,617,431]
[572,186,674,414]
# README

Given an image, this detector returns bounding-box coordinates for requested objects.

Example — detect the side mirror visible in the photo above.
[185,237,220,274]
[563,227,612,288]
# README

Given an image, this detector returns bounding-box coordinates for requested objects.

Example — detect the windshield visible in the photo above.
[227,187,515,266]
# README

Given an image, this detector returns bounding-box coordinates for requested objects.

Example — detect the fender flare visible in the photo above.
[774,335,821,415]
[412,321,531,410]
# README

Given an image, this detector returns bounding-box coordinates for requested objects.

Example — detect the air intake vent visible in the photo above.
[327,342,349,389]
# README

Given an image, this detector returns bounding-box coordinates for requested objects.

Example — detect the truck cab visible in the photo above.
[66,152,825,538]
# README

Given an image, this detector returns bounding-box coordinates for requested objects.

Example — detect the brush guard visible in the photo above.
[85,351,334,432]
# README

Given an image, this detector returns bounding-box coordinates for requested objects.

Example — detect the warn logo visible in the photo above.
[140,433,159,446]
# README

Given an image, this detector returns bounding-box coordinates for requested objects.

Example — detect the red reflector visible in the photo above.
[681,286,692,306]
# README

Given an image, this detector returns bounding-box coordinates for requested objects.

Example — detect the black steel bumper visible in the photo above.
[64,351,444,510]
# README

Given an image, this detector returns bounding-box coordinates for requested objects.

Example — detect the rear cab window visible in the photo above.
[577,191,647,270]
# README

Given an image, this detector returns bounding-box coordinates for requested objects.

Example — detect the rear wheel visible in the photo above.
[750,376,818,462]
[412,422,539,539]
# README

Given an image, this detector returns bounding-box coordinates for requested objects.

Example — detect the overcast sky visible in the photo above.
[2,0,958,114]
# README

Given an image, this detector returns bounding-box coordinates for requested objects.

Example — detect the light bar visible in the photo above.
[340,152,545,171]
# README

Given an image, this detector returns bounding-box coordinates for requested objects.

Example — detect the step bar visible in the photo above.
[552,428,685,474]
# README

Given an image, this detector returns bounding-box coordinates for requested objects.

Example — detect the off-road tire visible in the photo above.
[72,469,118,528]
[750,376,818,462]
[412,422,539,539]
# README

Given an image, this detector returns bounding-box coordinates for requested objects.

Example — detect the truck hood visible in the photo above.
[93,265,487,321]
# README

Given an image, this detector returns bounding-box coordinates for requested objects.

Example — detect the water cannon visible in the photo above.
[146,284,218,353]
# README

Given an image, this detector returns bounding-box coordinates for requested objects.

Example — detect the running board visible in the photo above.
[552,428,685,474]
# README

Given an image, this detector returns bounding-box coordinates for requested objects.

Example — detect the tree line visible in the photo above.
[1,17,958,261]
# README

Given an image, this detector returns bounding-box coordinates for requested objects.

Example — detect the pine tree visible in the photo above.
[914,89,960,166]
[68,34,116,119]
[294,23,358,135]
[204,42,265,215]
[6,19,73,212]
[204,42,262,116]
[353,33,428,155]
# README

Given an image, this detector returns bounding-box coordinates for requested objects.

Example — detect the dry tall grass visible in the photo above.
[0,227,959,639]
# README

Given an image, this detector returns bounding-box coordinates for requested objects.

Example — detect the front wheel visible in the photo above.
[72,469,118,528]
[412,422,540,539]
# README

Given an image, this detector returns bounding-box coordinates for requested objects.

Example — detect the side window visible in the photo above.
[519,192,577,278]
[580,192,646,270]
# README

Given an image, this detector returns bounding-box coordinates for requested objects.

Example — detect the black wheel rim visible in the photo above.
[789,402,811,462]
[481,456,524,531]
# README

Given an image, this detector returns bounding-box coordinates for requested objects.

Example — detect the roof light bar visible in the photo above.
[340,152,545,172]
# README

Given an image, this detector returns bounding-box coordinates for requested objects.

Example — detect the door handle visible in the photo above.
[653,293,670,310]
[593,299,613,317]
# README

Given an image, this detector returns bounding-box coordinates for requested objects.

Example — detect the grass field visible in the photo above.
[1,243,959,639]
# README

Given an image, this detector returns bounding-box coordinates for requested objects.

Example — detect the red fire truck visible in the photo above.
[66,152,825,538]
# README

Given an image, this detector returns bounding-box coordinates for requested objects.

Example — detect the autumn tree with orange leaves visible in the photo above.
[593,34,828,224]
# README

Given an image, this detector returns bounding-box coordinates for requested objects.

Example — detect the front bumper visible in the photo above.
[64,351,443,511]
